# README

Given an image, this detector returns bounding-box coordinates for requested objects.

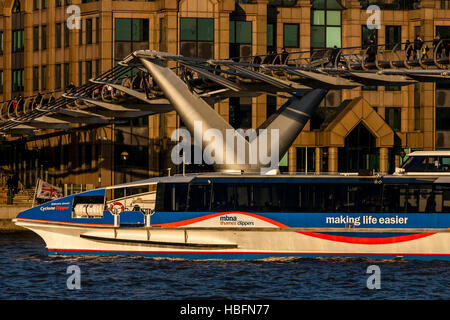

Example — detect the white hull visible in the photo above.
[15,219,450,260]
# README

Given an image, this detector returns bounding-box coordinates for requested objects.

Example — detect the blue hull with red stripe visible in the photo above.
[13,173,450,261]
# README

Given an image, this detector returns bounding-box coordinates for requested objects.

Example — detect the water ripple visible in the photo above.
[0,232,449,300]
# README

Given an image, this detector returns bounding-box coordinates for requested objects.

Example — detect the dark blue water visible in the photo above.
[0,231,449,300]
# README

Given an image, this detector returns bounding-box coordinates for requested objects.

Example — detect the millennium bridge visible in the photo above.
[1,41,449,172]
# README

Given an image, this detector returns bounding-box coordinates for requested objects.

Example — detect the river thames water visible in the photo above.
[0,231,449,300]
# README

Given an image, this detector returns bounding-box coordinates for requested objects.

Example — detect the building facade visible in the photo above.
[0,0,450,190]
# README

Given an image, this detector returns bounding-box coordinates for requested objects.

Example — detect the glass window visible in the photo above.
[385,25,401,50]
[55,64,61,89]
[114,18,149,61]
[0,32,3,54]
[283,23,299,48]
[180,18,214,59]
[12,29,24,52]
[180,18,197,41]
[198,19,214,42]
[235,21,252,44]
[96,18,100,44]
[229,97,252,129]
[230,21,252,58]
[385,85,401,91]
[96,59,100,76]
[311,1,342,49]
[296,147,315,173]
[235,184,251,210]
[0,70,3,93]
[414,106,420,130]
[229,20,235,43]
[326,10,341,25]
[180,18,214,42]
[33,66,39,91]
[132,19,148,42]
[156,183,188,212]
[64,63,69,88]
[33,27,39,51]
[12,69,24,92]
[401,156,450,173]
[267,95,277,118]
[436,184,450,212]
[78,61,82,86]
[325,0,344,9]
[362,25,377,48]
[64,23,69,47]
[436,108,450,130]
[312,10,325,25]
[267,23,274,48]
[436,26,450,40]
[85,60,92,82]
[41,65,46,90]
[211,183,235,211]
[56,23,62,48]
[187,184,211,211]
[79,19,83,45]
[383,184,407,213]
[326,27,341,47]
[311,26,325,48]
[407,185,434,213]
[41,25,47,50]
[385,107,401,131]
[252,184,284,211]
[86,19,92,44]
[312,0,325,9]
[11,0,20,12]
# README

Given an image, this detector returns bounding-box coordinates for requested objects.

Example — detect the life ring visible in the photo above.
[109,202,124,214]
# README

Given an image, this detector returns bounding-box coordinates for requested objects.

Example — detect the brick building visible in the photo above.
[0,0,449,190]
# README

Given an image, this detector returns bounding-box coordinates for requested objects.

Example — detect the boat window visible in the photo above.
[250,183,283,211]
[355,184,382,213]
[106,184,157,212]
[402,156,450,172]
[154,180,449,214]
[155,183,188,212]
[382,184,407,213]
[211,183,235,211]
[283,184,301,211]
[72,195,105,219]
[406,185,434,213]
[435,184,450,213]
[187,184,211,211]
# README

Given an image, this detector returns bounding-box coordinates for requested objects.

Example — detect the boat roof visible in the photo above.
[101,172,450,190]
[408,151,450,156]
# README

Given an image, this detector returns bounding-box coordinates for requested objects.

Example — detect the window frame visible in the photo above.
[283,23,299,48]
[310,0,343,49]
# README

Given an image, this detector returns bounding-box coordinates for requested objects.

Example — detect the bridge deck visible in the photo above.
[1,40,449,134]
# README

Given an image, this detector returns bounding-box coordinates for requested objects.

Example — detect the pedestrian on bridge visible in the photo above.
[414,35,424,60]
[405,40,413,60]
[433,34,443,59]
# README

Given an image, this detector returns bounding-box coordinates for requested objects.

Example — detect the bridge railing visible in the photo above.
[227,39,450,70]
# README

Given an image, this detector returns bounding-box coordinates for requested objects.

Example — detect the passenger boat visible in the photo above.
[13,156,450,260]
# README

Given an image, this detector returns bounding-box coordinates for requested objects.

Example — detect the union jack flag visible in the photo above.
[36,179,63,200]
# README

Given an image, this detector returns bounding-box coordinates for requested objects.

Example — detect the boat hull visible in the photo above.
[15,219,450,261]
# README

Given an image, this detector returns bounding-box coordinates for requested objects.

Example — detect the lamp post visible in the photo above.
[121,151,129,184]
